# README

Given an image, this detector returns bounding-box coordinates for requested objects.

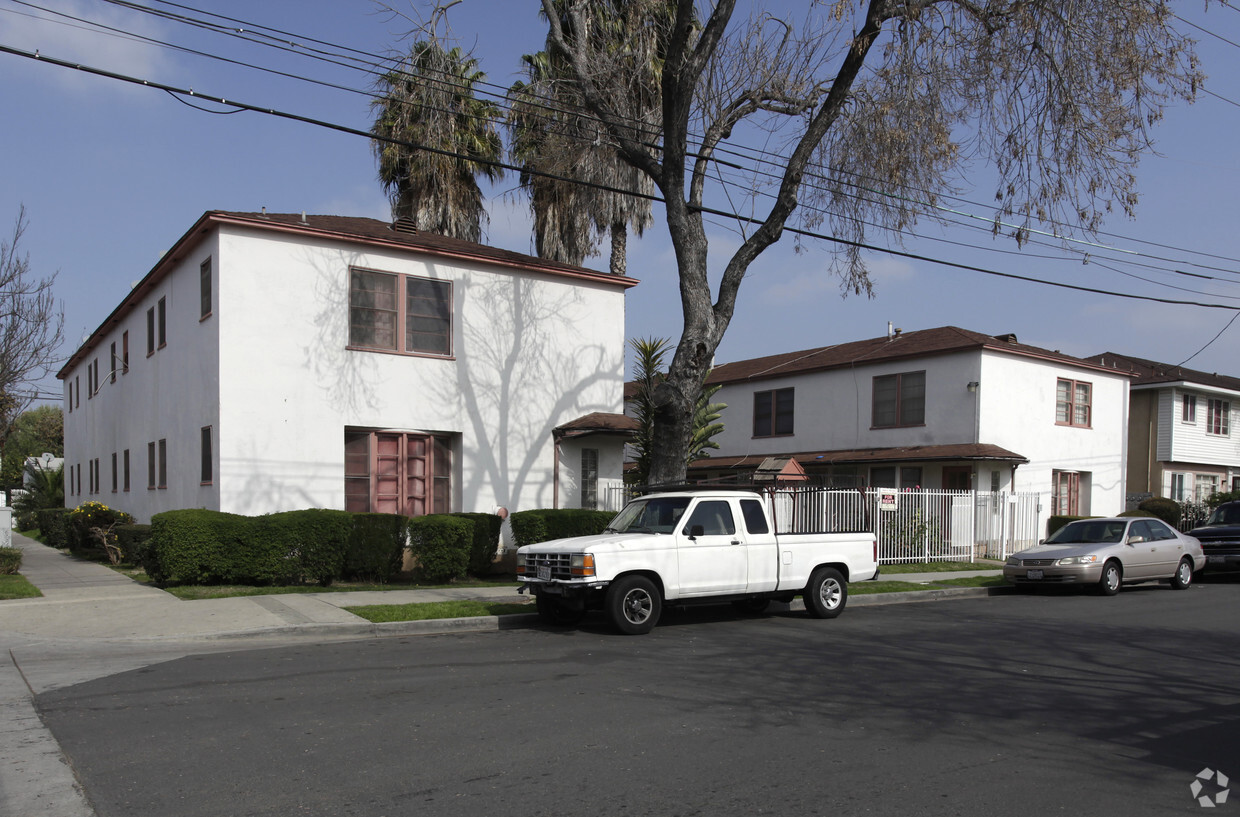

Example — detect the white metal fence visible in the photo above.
[768,487,1040,564]
[602,484,1040,564]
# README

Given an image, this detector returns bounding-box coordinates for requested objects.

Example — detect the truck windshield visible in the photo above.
[1205,503,1240,526]
[608,497,692,534]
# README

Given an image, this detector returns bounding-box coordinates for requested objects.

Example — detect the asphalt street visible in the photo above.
[33,579,1240,817]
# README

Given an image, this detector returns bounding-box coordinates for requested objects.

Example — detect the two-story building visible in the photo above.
[59,211,637,523]
[689,326,1132,533]
[1088,352,1240,503]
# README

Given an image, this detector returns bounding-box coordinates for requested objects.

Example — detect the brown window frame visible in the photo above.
[1056,378,1092,428]
[347,268,453,358]
[200,258,213,320]
[753,387,795,438]
[344,428,452,516]
[872,371,926,429]
[1207,398,1231,436]
[200,426,213,485]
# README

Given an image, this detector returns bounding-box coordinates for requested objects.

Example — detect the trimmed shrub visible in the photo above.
[344,513,407,583]
[66,501,134,555]
[0,546,22,574]
[37,508,71,548]
[14,509,37,532]
[450,512,504,575]
[114,524,153,566]
[261,509,354,586]
[1046,515,1090,538]
[406,515,472,583]
[145,509,254,585]
[508,509,615,548]
[1137,497,1181,528]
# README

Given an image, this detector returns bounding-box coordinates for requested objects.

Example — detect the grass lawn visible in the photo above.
[880,560,1003,574]
[927,575,1010,588]
[162,578,522,601]
[0,574,43,600]
[849,580,928,594]
[345,599,535,623]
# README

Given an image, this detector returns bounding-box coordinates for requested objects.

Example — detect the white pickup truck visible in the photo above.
[516,488,879,634]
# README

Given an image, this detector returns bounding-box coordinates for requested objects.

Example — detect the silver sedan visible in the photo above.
[1004,517,1205,596]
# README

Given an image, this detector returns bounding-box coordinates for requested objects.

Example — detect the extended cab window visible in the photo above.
[682,501,736,537]
[741,499,769,534]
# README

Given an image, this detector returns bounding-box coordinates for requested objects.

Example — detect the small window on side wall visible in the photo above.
[200,258,212,320]
[753,388,794,437]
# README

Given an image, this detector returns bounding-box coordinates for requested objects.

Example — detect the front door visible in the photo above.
[942,466,972,491]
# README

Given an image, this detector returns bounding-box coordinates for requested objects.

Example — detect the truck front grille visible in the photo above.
[525,553,574,580]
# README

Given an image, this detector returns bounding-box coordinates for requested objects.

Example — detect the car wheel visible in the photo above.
[804,567,848,619]
[731,598,771,615]
[535,593,583,626]
[606,575,661,635]
[1170,557,1194,590]
[1098,561,1122,596]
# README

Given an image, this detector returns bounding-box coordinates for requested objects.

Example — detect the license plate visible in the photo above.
[1026,569,1044,580]
[537,565,552,581]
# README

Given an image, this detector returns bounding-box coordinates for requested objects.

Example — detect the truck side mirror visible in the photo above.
[686,524,704,540]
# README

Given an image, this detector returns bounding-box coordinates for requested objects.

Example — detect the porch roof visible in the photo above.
[688,443,1028,471]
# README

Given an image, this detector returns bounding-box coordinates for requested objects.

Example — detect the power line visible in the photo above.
[4,41,1239,315]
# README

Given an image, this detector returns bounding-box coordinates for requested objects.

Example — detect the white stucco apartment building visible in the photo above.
[59,211,637,523]
[691,326,1133,534]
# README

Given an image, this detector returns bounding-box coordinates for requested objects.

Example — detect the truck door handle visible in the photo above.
[731,539,741,545]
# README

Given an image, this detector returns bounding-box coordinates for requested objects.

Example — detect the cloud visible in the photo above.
[4,0,173,94]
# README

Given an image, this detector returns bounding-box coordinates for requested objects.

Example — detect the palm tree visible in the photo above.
[371,41,504,243]
[687,381,726,463]
[507,2,670,274]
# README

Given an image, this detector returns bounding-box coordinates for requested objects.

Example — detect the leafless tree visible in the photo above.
[0,206,64,449]
[540,0,1201,485]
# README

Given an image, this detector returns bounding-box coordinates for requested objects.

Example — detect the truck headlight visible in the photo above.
[570,553,596,577]
[516,553,527,575]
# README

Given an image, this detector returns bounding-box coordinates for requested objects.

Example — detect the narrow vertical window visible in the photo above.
[88,360,95,399]
[581,448,599,510]
[158,438,167,488]
[110,342,117,383]
[111,452,117,493]
[75,376,79,408]
[200,426,213,484]
[122,330,129,373]
[123,449,130,492]
[147,441,156,489]
[157,297,167,348]
[200,258,212,319]
[1182,394,1197,423]
[146,308,155,355]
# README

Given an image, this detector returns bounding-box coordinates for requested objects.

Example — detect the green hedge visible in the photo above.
[344,513,408,583]
[507,509,614,548]
[406,515,473,583]
[1137,497,1181,527]
[115,524,153,566]
[450,512,504,574]
[0,546,21,575]
[37,508,70,548]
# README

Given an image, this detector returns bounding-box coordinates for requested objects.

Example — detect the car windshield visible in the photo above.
[1205,504,1240,526]
[1045,520,1127,544]
[608,497,692,534]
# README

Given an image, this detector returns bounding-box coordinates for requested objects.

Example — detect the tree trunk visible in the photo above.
[609,223,627,277]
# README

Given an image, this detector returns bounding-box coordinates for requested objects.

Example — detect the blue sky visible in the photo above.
[3,0,1239,405]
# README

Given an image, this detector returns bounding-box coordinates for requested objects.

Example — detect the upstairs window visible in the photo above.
[348,269,452,356]
[157,297,167,348]
[1056,378,1091,428]
[1182,394,1197,423]
[200,258,212,319]
[146,307,155,356]
[1207,399,1231,436]
[873,371,925,428]
[109,342,117,383]
[122,331,129,373]
[753,388,794,437]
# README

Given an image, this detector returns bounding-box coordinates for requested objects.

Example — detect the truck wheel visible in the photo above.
[606,575,661,635]
[536,593,583,626]
[804,567,847,619]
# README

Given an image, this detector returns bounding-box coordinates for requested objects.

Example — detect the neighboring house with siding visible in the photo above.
[689,326,1132,533]
[59,211,636,524]
[1087,352,1240,503]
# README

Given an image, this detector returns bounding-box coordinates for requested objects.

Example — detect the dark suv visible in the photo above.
[1188,501,1240,572]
